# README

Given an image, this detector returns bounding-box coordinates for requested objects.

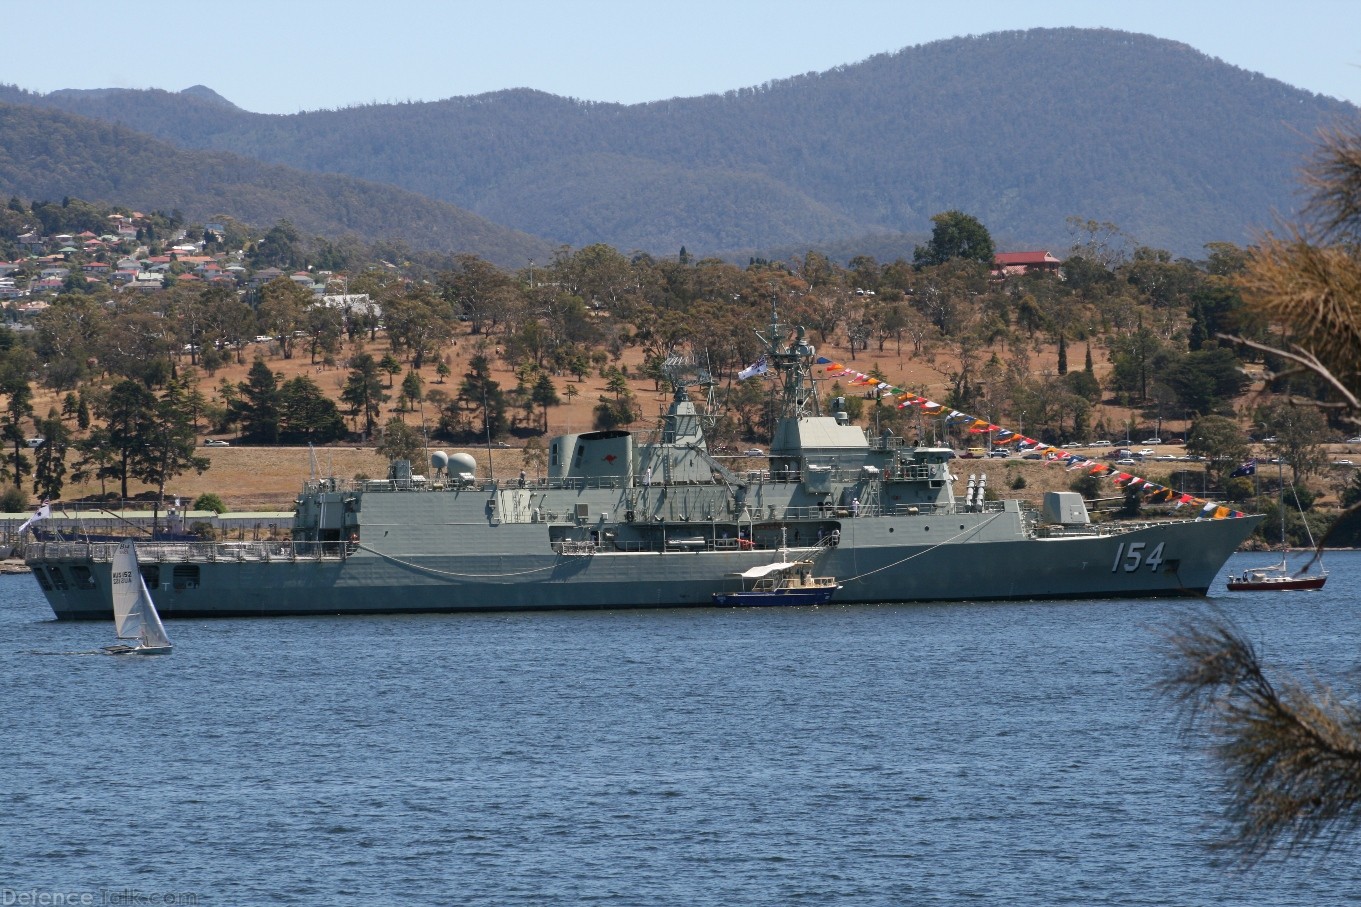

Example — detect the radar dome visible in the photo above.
[430,450,449,473]
[449,452,478,477]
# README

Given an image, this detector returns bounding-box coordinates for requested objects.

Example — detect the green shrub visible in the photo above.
[192,493,227,514]
[0,486,29,513]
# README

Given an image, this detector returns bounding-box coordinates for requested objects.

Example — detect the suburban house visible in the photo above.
[992,250,1062,278]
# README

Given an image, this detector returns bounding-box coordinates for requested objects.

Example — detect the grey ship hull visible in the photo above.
[29,502,1259,620]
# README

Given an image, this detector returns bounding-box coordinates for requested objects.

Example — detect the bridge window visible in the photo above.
[139,565,160,589]
[46,566,68,590]
[69,566,96,590]
[172,564,200,590]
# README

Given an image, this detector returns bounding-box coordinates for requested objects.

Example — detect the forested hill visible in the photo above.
[3,28,1354,258]
[0,102,556,268]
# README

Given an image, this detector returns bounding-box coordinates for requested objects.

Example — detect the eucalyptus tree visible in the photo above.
[32,293,110,390]
[382,286,454,370]
[256,276,312,360]
[1260,401,1329,483]
[200,286,257,365]
[303,302,345,365]
[1186,414,1251,489]
[552,244,640,314]
[376,417,424,465]
[439,254,517,335]
[96,298,174,386]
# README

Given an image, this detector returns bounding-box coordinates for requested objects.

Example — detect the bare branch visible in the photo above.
[1216,333,1361,410]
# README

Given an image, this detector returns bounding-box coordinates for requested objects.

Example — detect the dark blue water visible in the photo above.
[2,553,1357,905]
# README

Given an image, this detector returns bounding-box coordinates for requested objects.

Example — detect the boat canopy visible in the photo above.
[734,560,811,579]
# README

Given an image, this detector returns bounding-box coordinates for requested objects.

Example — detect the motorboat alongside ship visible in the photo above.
[26,308,1261,621]
[712,559,840,607]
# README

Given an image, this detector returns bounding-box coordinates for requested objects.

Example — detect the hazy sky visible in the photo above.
[5,1,1359,113]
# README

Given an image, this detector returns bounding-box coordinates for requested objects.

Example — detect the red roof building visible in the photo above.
[992,250,1062,278]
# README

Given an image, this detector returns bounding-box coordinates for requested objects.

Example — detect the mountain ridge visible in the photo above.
[0,100,556,268]
[2,28,1355,258]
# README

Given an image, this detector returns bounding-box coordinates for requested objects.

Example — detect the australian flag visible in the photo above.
[1229,459,1256,478]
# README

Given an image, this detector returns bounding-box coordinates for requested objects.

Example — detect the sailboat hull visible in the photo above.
[1226,574,1328,591]
[101,643,173,655]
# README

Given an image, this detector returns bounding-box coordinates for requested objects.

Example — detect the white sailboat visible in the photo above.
[102,540,173,655]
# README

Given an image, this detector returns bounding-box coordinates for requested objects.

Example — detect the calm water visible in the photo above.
[1,553,1357,905]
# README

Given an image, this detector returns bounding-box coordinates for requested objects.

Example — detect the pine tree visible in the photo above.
[237,358,281,444]
[456,354,507,440]
[341,352,389,439]
[1057,334,1068,375]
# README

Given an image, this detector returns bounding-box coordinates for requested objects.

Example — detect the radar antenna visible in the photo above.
[661,351,719,429]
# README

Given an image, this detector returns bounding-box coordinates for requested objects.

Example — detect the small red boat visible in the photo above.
[1227,466,1328,592]
[1226,564,1328,592]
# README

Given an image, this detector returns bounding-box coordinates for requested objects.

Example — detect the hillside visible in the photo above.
[3,28,1355,257]
[0,102,557,268]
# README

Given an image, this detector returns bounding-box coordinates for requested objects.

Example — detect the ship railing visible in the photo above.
[1034,516,1224,538]
[26,539,346,563]
[310,475,658,494]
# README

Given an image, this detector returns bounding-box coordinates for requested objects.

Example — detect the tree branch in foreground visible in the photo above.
[1160,616,1361,863]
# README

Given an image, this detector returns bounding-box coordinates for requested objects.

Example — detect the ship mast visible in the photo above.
[754,297,820,420]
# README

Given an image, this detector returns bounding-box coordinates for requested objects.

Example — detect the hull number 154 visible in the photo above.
[1111,541,1165,572]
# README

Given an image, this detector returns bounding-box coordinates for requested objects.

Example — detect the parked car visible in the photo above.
[988,449,1010,458]
[1345,436,1361,443]
[1334,459,1356,467]
[204,439,230,447]
[1115,458,1138,465]
[744,448,765,457]
[1140,437,1162,445]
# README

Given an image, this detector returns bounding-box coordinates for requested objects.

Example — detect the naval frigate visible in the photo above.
[26,309,1260,620]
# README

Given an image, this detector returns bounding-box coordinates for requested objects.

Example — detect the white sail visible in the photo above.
[109,540,172,650]
[137,574,171,649]
[110,540,142,640]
